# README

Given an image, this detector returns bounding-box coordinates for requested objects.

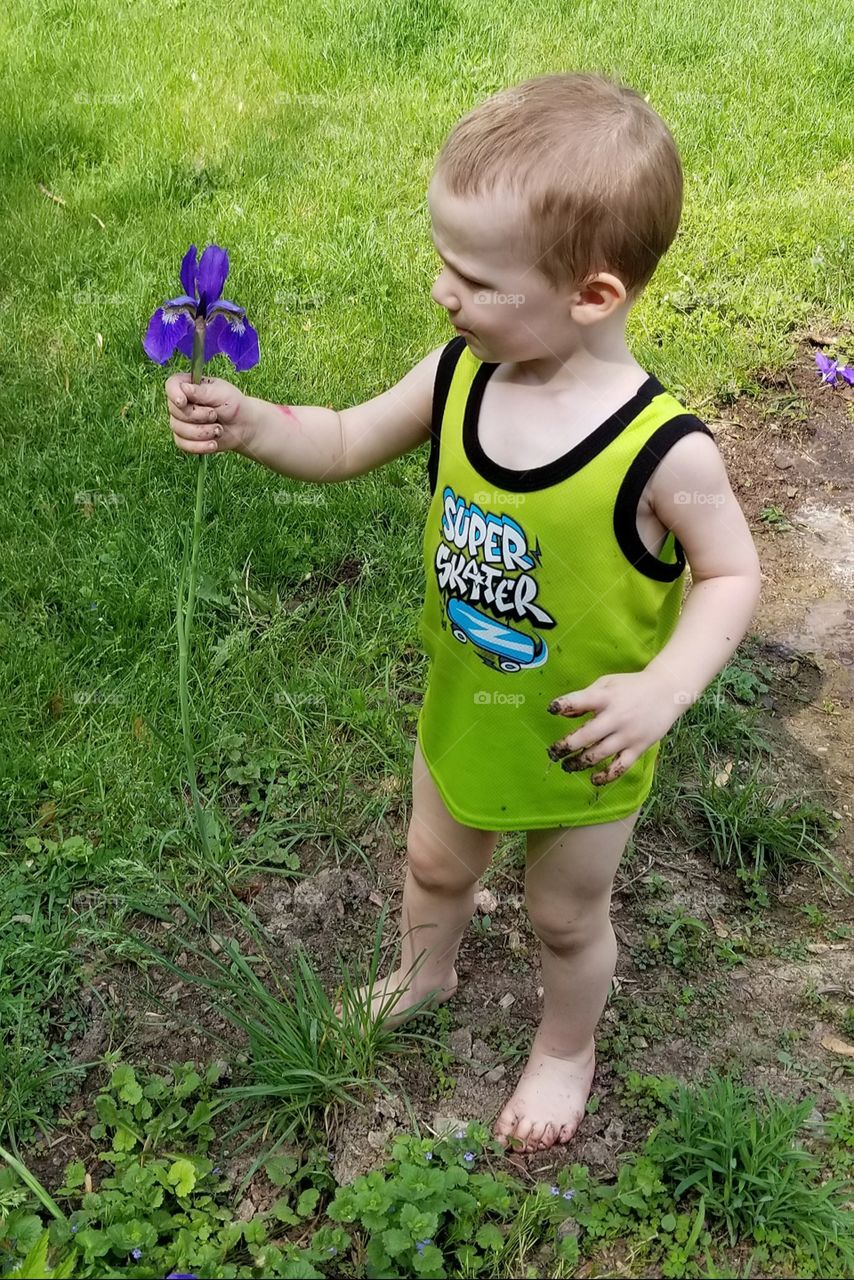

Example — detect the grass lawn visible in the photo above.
[1,0,854,1276]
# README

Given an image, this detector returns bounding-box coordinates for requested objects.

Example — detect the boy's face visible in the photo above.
[427,173,630,365]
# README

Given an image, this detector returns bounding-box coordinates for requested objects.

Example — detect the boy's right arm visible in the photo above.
[165,343,446,483]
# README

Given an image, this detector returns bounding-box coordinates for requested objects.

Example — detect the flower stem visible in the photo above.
[176,317,215,860]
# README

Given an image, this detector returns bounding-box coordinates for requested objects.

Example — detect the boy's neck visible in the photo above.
[502,313,644,393]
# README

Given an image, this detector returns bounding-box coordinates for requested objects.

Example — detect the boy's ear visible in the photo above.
[570,273,629,322]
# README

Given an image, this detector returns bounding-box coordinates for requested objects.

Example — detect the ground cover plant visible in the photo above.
[2,0,854,1276]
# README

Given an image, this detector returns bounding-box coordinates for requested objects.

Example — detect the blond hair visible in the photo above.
[434,71,683,303]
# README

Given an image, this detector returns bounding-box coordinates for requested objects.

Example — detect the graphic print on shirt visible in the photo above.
[434,485,556,674]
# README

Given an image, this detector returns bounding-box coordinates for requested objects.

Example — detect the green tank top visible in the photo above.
[416,336,714,831]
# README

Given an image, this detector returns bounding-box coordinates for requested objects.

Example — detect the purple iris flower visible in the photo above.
[815,352,854,388]
[143,244,259,372]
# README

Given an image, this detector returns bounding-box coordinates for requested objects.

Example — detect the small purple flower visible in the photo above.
[212,1166,221,1175]
[131,1248,143,1260]
[815,353,854,387]
[166,1274,200,1279]
[563,1189,575,1201]
[424,1151,433,1161]
[143,244,259,372]
[816,352,839,385]
[549,1185,560,1196]
[463,1151,475,1164]
[454,1128,465,1140]
[71,1224,79,1234]
[415,1238,433,1254]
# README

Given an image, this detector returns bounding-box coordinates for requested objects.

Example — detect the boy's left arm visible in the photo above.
[548,431,762,785]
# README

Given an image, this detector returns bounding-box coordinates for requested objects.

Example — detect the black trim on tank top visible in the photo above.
[427,336,468,496]
[462,362,669,492]
[613,415,716,581]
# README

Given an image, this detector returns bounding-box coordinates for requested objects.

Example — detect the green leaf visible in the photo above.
[111,1124,138,1153]
[475,1223,504,1251]
[110,1065,143,1105]
[10,1213,44,1253]
[105,1219,158,1252]
[75,1228,110,1258]
[17,1230,49,1280]
[412,1243,444,1274]
[272,1198,300,1225]
[167,1159,197,1197]
[265,1155,298,1187]
[187,1100,212,1131]
[297,1188,320,1217]
[661,1212,677,1233]
[61,1161,86,1190]
[382,1227,412,1256]
[94,1094,120,1127]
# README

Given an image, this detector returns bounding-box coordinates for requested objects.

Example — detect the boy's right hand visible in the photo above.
[165,374,255,455]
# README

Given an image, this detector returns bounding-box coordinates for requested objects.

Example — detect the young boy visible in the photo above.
[165,71,761,1154]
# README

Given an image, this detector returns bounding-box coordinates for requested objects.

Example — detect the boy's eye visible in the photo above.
[433,248,487,290]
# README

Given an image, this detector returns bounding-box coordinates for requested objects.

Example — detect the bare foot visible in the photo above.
[337,967,458,1028]
[494,1039,595,1153]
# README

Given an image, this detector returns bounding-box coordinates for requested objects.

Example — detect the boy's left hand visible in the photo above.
[546,670,682,786]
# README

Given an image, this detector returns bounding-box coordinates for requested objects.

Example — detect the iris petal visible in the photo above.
[206,298,245,321]
[142,308,195,364]
[163,294,198,315]
[197,245,229,313]
[180,245,198,299]
[205,312,259,371]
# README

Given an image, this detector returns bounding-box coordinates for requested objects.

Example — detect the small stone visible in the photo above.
[449,1028,473,1060]
[474,888,498,914]
[786,486,797,498]
[773,454,793,470]
[366,1126,393,1152]
[498,992,516,1011]
[432,1112,468,1137]
[536,986,544,999]
[484,1064,506,1084]
[471,1038,491,1064]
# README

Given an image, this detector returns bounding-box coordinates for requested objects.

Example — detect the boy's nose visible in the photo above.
[431,273,460,314]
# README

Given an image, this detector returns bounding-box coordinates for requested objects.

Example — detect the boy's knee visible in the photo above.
[526,890,612,953]
[406,830,478,894]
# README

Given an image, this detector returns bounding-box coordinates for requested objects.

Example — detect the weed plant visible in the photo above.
[138,898,426,1145]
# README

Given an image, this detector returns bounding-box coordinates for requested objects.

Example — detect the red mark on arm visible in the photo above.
[276,404,299,422]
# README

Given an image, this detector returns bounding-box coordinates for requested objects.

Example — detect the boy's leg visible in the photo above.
[494,809,641,1152]
[363,736,500,1022]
